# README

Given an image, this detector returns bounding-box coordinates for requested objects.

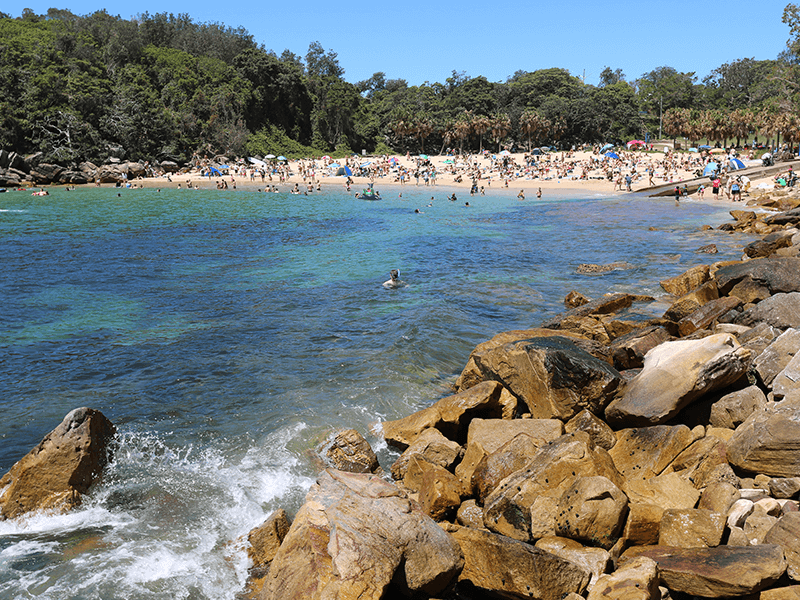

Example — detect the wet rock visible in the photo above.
[734,292,800,330]
[482,432,623,542]
[542,293,642,329]
[451,525,590,599]
[754,328,800,387]
[660,264,711,297]
[620,544,786,598]
[459,335,623,421]
[565,409,616,451]
[390,427,461,480]
[715,257,800,296]
[382,380,515,449]
[697,244,719,254]
[728,397,800,477]
[243,509,291,597]
[323,429,380,474]
[565,290,590,308]
[263,469,463,600]
[576,262,635,275]
[0,407,116,520]
[554,476,629,549]
[658,508,725,548]
[587,556,659,600]
[605,334,751,427]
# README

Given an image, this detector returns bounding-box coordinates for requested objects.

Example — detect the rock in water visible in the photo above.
[0,407,116,519]
[605,333,750,427]
[263,469,463,600]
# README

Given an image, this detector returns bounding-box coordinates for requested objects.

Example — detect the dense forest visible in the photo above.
[2,6,800,165]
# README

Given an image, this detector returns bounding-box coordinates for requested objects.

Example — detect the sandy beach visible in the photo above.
[87,148,782,205]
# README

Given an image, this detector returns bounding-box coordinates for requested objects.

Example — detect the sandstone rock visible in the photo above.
[30,163,63,184]
[623,502,664,546]
[323,429,380,474]
[658,508,725,548]
[729,277,773,304]
[576,262,635,275]
[756,497,782,516]
[728,499,756,529]
[769,477,800,499]
[535,536,611,589]
[728,397,800,477]
[554,476,629,549]
[620,544,786,598]
[403,455,462,520]
[529,495,560,540]
[451,526,591,599]
[754,328,800,387]
[697,244,719,254]
[459,335,623,421]
[765,207,800,226]
[749,586,800,600]
[244,509,290,596]
[565,290,590,308]
[483,432,623,542]
[605,334,751,427]
[773,353,800,400]
[715,257,800,295]
[764,512,800,581]
[456,499,484,529]
[97,165,126,183]
[677,296,743,337]
[382,380,515,449]
[587,556,659,600]
[160,160,180,173]
[58,170,89,184]
[740,322,783,357]
[744,230,797,258]
[263,469,463,599]
[623,472,700,511]
[565,409,616,450]
[608,425,695,482]
[744,506,779,545]
[663,435,729,489]
[734,292,800,330]
[609,326,673,370]
[471,433,543,502]
[390,427,461,480]
[698,481,740,515]
[454,418,563,496]
[542,293,642,328]
[663,280,720,322]
[709,385,768,429]
[660,265,711,297]
[0,407,116,519]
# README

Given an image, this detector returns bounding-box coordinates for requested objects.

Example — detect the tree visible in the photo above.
[305,41,344,79]
[519,109,549,151]
[599,67,625,87]
[490,112,511,152]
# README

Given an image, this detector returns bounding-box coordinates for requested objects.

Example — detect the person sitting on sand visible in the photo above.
[383,269,406,289]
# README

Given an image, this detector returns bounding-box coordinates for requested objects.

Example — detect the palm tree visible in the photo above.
[413,116,433,154]
[519,109,549,152]
[471,114,491,153]
[490,112,511,152]
[454,113,472,155]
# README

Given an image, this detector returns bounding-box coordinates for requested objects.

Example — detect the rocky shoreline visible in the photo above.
[3,188,800,599]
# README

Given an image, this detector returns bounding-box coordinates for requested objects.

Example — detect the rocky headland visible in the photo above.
[4,188,800,599]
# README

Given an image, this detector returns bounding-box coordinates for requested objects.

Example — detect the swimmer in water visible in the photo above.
[383,269,406,289]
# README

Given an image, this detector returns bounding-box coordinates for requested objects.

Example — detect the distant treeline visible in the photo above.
[2,7,800,164]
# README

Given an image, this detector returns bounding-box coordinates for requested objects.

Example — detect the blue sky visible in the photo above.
[10,1,793,86]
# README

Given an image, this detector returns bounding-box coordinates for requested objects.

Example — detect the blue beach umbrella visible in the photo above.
[699,145,712,149]
[604,152,620,159]
[600,143,614,152]
[218,164,230,169]
[703,162,719,176]
[729,158,746,170]
[329,163,341,168]
[277,156,287,161]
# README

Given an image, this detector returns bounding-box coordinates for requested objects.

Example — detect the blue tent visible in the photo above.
[336,166,353,176]
[604,151,620,159]
[729,158,746,170]
[208,167,221,176]
[703,162,719,176]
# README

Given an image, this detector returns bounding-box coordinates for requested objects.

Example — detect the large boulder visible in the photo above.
[620,544,786,598]
[535,536,611,589]
[262,469,463,600]
[660,264,712,297]
[554,476,629,549]
[390,427,461,480]
[658,508,726,548]
[609,326,673,370]
[663,280,719,322]
[482,432,623,542]
[540,293,642,329]
[0,407,116,519]
[745,230,798,258]
[455,336,622,421]
[605,334,751,427]
[451,526,591,600]
[471,433,544,502]
[565,409,616,451]
[97,164,125,183]
[715,257,800,296]
[609,425,694,482]
[728,397,800,477]
[773,353,800,400]
[402,456,462,520]
[623,472,701,511]
[31,163,64,185]
[754,328,800,387]
[709,385,768,429]
[586,556,659,600]
[323,429,380,474]
[765,207,800,227]
[381,380,516,449]
[764,512,800,581]
[734,292,800,330]
[244,509,291,598]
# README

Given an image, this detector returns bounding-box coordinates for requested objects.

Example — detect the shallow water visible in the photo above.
[0,184,754,598]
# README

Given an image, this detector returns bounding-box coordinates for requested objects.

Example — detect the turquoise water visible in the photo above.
[0,185,754,598]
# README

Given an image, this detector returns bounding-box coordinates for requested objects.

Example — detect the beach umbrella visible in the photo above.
[604,152,620,159]
[698,145,712,150]
[329,163,341,168]
[626,140,645,147]
[249,157,266,167]
[600,143,614,152]
[388,157,398,165]
[336,166,353,176]
[499,150,511,156]
[710,148,725,154]
[321,155,331,160]
[688,148,698,153]
[218,164,230,169]
[418,154,429,159]
[443,159,454,164]
[277,156,287,161]
[729,158,746,170]
[360,161,372,168]
[265,154,276,159]
[703,162,719,176]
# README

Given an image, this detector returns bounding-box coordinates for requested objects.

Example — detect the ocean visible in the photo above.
[0,183,755,599]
